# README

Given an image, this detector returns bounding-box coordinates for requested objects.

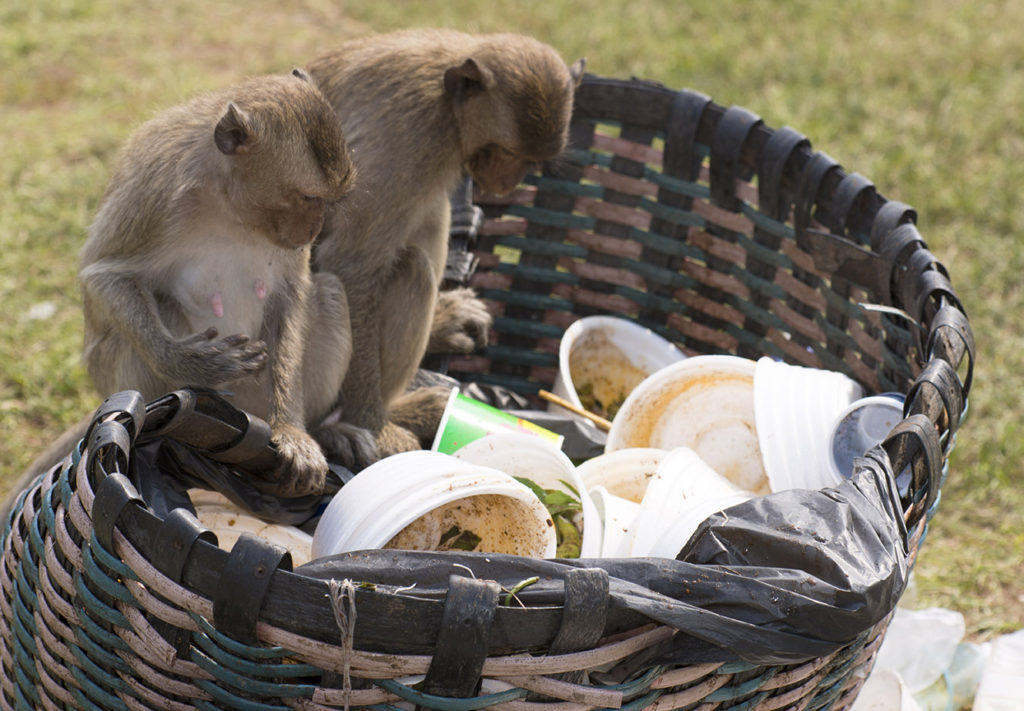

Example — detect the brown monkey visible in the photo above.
[306,30,584,466]
[75,70,361,496]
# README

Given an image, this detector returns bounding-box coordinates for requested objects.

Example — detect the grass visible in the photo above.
[2,0,1021,641]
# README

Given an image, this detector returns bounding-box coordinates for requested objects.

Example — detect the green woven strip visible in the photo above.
[728,264,789,302]
[73,601,131,655]
[642,197,707,230]
[11,582,38,660]
[13,662,41,709]
[495,234,589,259]
[481,344,558,368]
[733,231,796,270]
[643,167,711,200]
[610,665,669,696]
[82,539,137,605]
[527,174,605,199]
[14,546,39,614]
[191,629,319,678]
[376,678,528,711]
[705,666,780,702]
[11,616,39,686]
[69,647,131,709]
[73,569,131,630]
[564,147,614,168]
[616,688,665,711]
[87,529,139,584]
[191,613,291,660]
[621,257,693,289]
[742,203,796,240]
[193,676,293,710]
[627,226,705,260]
[494,261,578,286]
[488,318,565,343]
[479,288,573,312]
[190,647,313,700]
[507,204,595,231]
[72,620,131,674]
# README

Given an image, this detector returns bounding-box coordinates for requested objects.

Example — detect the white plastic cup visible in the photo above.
[551,316,685,427]
[451,432,601,558]
[753,356,864,491]
[828,394,905,481]
[588,486,641,558]
[576,447,668,503]
[606,355,769,495]
[629,447,751,557]
[311,450,556,559]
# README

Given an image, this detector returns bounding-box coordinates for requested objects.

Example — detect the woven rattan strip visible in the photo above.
[1,74,972,710]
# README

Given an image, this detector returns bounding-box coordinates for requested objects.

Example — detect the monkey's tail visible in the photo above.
[1,413,92,522]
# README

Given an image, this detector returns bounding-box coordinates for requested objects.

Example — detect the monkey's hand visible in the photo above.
[168,327,268,385]
[312,420,379,471]
[267,424,329,497]
[426,287,492,354]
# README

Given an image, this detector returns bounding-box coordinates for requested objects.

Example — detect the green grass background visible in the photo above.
[2,0,1021,639]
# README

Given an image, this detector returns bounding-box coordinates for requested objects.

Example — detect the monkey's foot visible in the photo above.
[427,287,492,354]
[312,420,379,471]
[376,420,423,459]
[267,425,329,497]
[389,385,452,444]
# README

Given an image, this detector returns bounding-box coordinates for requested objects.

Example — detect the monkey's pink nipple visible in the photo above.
[254,279,267,300]
[210,292,224,318]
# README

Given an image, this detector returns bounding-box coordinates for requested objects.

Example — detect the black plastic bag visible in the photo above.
[297,447,908,665]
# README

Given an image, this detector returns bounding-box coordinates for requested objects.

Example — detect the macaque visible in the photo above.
[77,70,360,496]
[306,29,584,466]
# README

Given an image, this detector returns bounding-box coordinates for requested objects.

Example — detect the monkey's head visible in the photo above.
[214,70,355,250]
[445,36,585,196]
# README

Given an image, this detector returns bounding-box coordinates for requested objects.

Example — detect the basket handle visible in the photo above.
[882,413,942,529]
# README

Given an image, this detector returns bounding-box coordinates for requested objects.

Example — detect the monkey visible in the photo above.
[71,69,362,497]
[305,29,584,467]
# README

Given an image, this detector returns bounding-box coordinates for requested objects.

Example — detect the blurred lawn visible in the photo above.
[2,0,1021,639]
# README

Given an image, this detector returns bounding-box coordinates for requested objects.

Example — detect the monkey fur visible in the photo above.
[77,70,360,496]
[307,29,584,466]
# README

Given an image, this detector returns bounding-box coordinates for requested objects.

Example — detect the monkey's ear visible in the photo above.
[214,103,252,156]
[292,67,312,83]
[569,58,586,87]
[443,58,491,98]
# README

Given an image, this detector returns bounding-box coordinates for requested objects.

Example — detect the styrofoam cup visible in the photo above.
[551,316,685,427]
[606,355,769,494]
[629,447,751,557]
[311,450,556,559]
[451,432,600,558]
[589,485,641,557]
[576,447,668,503]
[828,394,905,481]
[646,492,754,559]
[753,356,864,491]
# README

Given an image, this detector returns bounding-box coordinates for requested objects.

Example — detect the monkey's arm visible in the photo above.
[80,259,267,388]
[257,275,331,496]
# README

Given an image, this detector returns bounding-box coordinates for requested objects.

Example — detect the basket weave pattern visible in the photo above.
[1,75,972,710]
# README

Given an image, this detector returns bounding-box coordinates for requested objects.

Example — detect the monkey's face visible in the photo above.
[259,193,330,250]
[467,144,541,195]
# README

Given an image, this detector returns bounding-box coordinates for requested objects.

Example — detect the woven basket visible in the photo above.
[1,74,973,711]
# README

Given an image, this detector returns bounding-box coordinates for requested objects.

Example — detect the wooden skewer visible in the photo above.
[538,389,613,431]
